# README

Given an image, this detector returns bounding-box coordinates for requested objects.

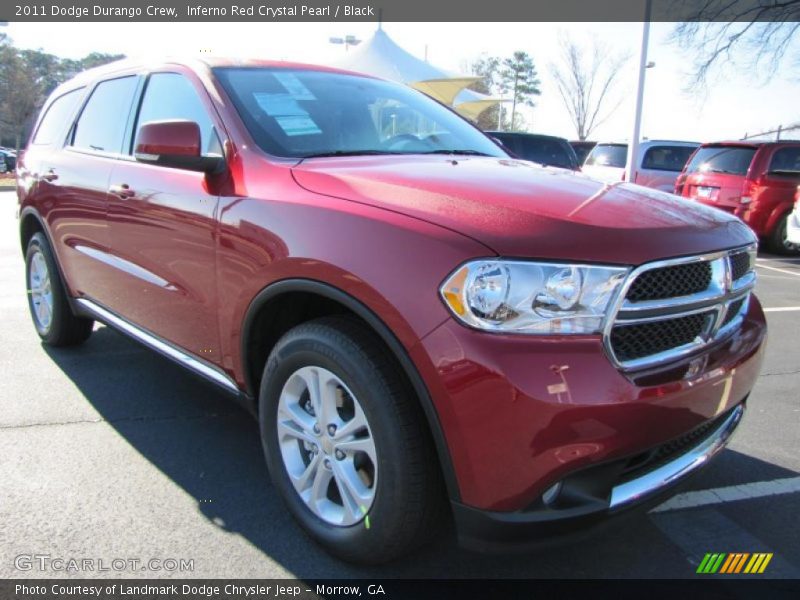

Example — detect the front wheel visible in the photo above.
[258,316,444,563]
[25,232,94,346]
[768,213,800,255]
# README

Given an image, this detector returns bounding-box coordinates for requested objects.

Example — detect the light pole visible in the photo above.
[625,0,652,185]
[329,35,362,52]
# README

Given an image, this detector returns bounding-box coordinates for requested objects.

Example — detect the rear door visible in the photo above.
[103,69,224,361]
[679,144,757,212]
[31,76,140,304]
[635,144,698,191]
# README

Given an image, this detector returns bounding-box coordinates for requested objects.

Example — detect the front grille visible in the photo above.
[722,297,746,327]
[730,252,752,281]
[610,312,711,362]
[625,261,712,302]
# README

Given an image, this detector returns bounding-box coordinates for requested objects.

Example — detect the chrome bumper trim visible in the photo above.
[609,404,744,509]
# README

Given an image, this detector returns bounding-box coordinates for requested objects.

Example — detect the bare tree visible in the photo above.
[549,35,629,141]
[670,0,800,86]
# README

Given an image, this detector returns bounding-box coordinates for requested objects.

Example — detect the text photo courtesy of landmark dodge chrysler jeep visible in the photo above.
[17,58,766,563]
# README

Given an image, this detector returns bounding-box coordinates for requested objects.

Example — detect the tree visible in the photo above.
[499,51,541,131]
[670,0,800,86]
[467,55,506,130]
[548,35,629,141]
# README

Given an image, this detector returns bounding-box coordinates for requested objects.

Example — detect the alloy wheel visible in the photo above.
[29,250,54,332]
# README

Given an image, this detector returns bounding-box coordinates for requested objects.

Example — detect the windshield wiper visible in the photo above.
[299,150,405,159]
[420,149,493,156]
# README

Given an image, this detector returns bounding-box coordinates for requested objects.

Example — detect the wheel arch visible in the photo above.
[240,278,461,501]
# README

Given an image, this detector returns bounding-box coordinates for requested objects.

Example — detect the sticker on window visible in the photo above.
[253,93,307,117]
[275,115,322,137]
[273,72,316,101]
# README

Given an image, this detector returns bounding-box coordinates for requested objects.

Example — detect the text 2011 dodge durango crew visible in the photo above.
[17,58,767,563]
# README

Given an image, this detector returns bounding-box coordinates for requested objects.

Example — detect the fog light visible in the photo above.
[542,482,563,506]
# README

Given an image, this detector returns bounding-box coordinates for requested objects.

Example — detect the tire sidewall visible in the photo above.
[25,233,60,341]
[258,327,412,555]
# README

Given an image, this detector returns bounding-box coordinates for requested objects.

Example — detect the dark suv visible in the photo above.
[18,58,766,563]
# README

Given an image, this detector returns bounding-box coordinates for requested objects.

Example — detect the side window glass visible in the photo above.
[32,89,83,146]
[768,147,800,176]
[72,76,139,153]
[134,73,221,156]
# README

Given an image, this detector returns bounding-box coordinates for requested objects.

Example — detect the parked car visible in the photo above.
[784,185,800,247]
[488,131,580,170]
[0,149,16,173]
[18,58,766,563]
[582,140,700,190]
[569,140,597,165]
[675,141,800,254]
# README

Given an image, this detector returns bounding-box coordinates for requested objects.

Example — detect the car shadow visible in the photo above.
[43,325,798,579]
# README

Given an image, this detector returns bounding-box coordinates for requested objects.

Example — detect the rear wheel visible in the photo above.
[25,232,94,346]
[258,316,444,563]
[768,213,800,255]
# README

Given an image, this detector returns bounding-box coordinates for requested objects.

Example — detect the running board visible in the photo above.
[75,298,239,394]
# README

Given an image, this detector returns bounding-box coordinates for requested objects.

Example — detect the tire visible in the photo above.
[258,316,445,564]
[768,213,800,255]
[25,232,94,346]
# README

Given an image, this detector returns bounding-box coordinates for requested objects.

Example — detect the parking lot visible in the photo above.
[0,189,798,579]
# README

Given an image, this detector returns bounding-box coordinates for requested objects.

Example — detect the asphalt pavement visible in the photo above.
[1,190,798,579]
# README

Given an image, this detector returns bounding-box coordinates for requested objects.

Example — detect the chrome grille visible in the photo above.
[626,262,712,302]
[605,245,757,370]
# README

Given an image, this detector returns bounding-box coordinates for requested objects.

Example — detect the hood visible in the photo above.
[291,156,756,265]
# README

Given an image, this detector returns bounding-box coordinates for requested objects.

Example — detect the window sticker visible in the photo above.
[273,72,316,101]
[253,92,307,117]
[275,115,322,137]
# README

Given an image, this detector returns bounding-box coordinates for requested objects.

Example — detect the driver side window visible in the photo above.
[133,73,222,157]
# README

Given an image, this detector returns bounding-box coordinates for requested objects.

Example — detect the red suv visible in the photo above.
[18,59,766,563]
[675,141,800,254]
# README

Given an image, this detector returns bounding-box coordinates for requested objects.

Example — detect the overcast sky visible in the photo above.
[6,21,798,142]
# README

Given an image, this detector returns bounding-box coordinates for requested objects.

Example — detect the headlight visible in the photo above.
[440,259,629,334]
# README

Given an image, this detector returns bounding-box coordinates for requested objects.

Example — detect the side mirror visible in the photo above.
[134,120,224,174]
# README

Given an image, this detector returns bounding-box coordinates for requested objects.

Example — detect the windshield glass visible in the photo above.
[511,135,577,169]
[685,146,757,175]
[584,143,627,168]
[213,67,507,159]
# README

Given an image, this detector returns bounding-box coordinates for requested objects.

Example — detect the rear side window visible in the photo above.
[516,137,577,169]
[685,146,757,175]
[32,89,83,146]
[585,144,627,168]
[641,145,697,172]
[72,76,139,154]
[768,147,800,175]
[133,73,221,156]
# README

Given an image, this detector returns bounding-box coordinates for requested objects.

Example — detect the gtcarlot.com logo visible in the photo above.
[696,552,773,574]
[15,554,194,573]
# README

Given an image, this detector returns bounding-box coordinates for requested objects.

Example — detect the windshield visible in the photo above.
[584,144,627,168]
[213,67,507,159]
[685,146,757,175]
[509,135,577,169]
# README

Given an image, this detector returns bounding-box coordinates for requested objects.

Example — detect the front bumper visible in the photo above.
[453,403,743,551]
[418,295,767,546]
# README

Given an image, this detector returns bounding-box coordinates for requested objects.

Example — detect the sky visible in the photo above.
[5,20,799,142]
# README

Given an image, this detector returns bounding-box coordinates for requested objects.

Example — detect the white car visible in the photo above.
[787,185,800,246]
[582,140,700,191]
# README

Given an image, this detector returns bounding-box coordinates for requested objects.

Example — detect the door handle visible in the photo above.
[109,183,135,199]
[40,169,58,182]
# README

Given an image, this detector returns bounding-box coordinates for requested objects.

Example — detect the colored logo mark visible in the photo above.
[696,552,773,574]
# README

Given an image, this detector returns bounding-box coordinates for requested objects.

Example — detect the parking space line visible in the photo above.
[756,263,800,277]
[650,476,800,513]
[763,307,800,312]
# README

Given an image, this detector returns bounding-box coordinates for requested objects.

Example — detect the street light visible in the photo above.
[329,35,362,51]
[625,0,652,185]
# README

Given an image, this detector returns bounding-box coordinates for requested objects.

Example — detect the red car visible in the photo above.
[675,141,800,254]
[18,58,766,562]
